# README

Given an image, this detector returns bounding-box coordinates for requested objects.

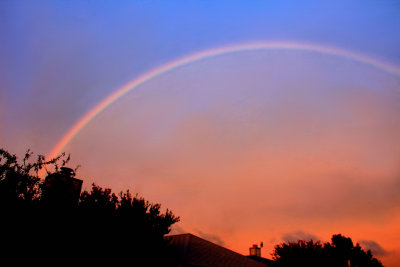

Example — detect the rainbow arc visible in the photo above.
[45,41,400,170]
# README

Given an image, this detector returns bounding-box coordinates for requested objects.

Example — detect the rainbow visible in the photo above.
[46,41,400,166]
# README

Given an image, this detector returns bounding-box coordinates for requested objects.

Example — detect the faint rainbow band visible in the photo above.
[46,41,400,170]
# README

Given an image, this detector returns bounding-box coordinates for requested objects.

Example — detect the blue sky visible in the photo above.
[2,1,400,154]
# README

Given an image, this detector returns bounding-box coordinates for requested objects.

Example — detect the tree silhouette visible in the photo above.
[273,240,326,266]
[77,184,179,264]
[0,148,179,265]
[273,234,384,267]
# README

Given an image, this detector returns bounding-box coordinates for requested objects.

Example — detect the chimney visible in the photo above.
[249,244,261,257]
[42,167,83,208]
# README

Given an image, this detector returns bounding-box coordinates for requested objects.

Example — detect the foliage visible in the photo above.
[77,184,180,264]
[273,234,384,267]
[0,148,69,205]
[273,240,326,266]
[0,148,179,265]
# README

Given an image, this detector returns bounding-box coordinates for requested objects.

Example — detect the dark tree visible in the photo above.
[0,148,74,263]
[273,234,384,267]
[77,184,180,264]
[326,234,355,266]
[272,240,326,267]
[0,148,179,265]
[1,149,50,206]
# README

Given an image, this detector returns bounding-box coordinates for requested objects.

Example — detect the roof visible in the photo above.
[166,233,271,267]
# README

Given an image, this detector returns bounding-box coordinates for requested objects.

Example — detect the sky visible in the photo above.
[1,1,400,266]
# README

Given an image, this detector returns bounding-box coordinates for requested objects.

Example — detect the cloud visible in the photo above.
[170,224,186,235]
[359,240,388,256]
[195,229,225,246]
[169,226,225,247]
[282,231,319,242]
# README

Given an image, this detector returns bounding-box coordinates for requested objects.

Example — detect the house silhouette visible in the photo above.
[166,233,273,267]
